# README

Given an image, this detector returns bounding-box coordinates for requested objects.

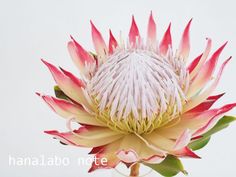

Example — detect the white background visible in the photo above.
[1,0,236,176]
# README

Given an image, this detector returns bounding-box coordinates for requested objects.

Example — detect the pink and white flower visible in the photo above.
[37,12,235,176]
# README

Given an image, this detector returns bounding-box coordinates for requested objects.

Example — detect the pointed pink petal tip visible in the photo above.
[174,147,201,159]
[41,59,61,75]
[188,92,225,113]
[108,29,118,54]
[70,35,75,41]
[178,19,192,59]
[208,92,225,100]
[35,92,41,96]
[41,59,60,73]
[70,35,86,49]
[90,20,95,28]
[44,130,58,134]
[193,102,236,137]
[187,18,193,27]
[41,58,49,66]
[148,11,155,26]
[215,41,228,55]
[129,15,140,47]
[187,42,229,97]
[184,147,201,159]
[90,20,107,57]
[59,66,85,87]
[159,23,172,55]
[147,11,157,46]
[187,53,203,73]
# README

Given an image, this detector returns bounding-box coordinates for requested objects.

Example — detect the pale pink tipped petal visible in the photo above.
[41,59,83,89]
[157,100,236,140]
[90,21,108,59]
[184,57,232,112]
[67,37,95,75]
[41,59,92,109]
[178,19,192,60]
[190,38,212,79]
[88,139,125,172]
[88,152,120,172]
[108,29,118,54]
[45,126,123,148]
[188,53,203,73]
[59,67,85,87]
[159,99,236,140]
[193,103,236,137]
[143,132,176,152]
[129,15,141,47]
[159,23,172,56]
[187,42,227,97]
[142,155,166,164]
[207,93,226,100]
[116,134,166,164]
[174,147,201,159]
[88,140,122,172]
[70,36,95,64]
[144,129,199,158]
[188,93,225,113]
[41,59,65,83]
[174,129,192,150]
[44,130,79,146]
[40,94,82,117]
[38,94,104,126]
[116,149,139,163]
[155,109,216,139]
[67,41,82,70]
[89,135,167,167]
[147,11,157,47]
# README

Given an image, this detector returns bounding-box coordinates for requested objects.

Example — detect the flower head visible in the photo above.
[38,12,235,176]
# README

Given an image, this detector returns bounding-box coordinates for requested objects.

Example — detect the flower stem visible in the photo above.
[129,163,140,177]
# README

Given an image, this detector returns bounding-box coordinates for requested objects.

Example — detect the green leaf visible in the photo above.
[54,85,69,100]
[188,136,211,151]
[188,116,236,151]
[144,155,187,177]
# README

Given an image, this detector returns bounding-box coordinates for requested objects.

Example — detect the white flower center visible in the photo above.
[88,49,189,128]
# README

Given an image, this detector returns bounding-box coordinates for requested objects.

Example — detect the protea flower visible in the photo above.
[37,12,236,176]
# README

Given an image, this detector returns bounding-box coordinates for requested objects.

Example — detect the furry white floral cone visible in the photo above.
[37,12,236,176]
